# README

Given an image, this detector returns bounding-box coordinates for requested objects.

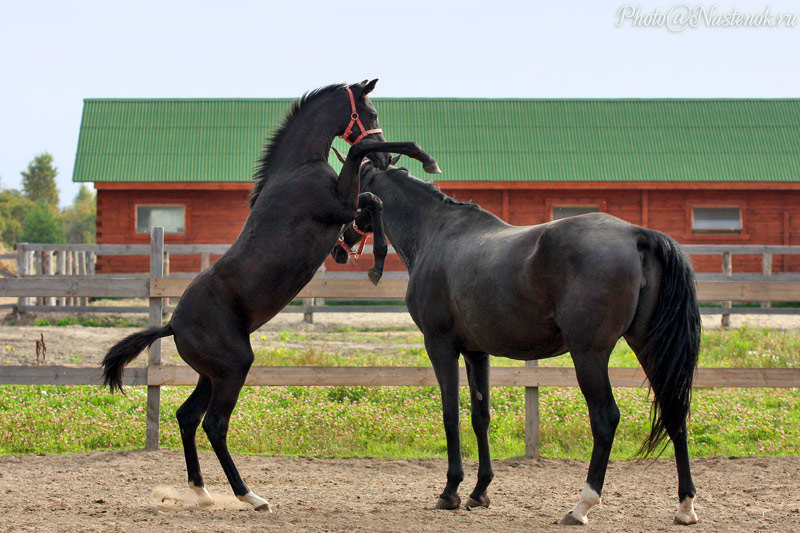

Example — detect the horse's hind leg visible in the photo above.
[176,375,213,505]
[669,422,697,524]
[624,335,697,525]
[560,349,619,525]
[463,351,493,509]
[202,351,271,511]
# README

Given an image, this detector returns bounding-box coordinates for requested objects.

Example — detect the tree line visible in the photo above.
[0,153,96,247]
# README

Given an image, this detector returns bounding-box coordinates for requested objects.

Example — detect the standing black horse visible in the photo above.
[334,162,701,526]
[101,81,440,511]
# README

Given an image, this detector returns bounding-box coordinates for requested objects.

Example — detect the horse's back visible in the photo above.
[415,212,646,359]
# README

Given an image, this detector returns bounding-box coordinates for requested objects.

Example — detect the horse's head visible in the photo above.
[340,80,390,169]
[331,206,377,265]
[356,154,401,191]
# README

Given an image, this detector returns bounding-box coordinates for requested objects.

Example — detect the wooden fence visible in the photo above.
[2,228,800,455]
[8,241,800,323]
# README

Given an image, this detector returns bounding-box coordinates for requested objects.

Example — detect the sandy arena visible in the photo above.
[1,451,798,532]
[1,311,799,532]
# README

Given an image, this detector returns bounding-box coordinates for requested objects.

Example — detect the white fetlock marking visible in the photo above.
[675,495,698,524]
[189,483,214,506]
[569,484,601,524]
[238,491,271,510]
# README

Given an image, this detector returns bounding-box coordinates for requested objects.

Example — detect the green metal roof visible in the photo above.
[73,98,800,183]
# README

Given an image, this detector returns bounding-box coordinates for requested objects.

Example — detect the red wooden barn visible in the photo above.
[72,98,800,274]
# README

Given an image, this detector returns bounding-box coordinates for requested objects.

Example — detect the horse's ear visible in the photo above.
[362,79,378,97]
[390,155,401,166]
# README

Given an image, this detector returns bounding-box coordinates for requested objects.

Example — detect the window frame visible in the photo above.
[685,201,749,241]
[134,203,189,236]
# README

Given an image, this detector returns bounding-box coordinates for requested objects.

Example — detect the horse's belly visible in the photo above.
[457,307,566,361]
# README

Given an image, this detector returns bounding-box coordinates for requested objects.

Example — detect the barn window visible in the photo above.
[552,205,600,220]
[136,205,185,234]
[691,207,742,233]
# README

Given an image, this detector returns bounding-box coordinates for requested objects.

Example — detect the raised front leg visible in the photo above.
[425,334,464,510]
[334,140,440,214]
[331,192,387,285]
[358,194,387,285]
[464,351,493,509]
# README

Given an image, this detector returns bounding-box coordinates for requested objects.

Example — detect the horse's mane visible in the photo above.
[249,83,346,208]
[388,167,483,213]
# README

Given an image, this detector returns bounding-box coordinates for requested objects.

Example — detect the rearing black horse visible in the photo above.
[101,81,440,511]
[334,162,701,526]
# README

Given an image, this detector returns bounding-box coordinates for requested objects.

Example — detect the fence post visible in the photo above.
[56,251,66,307]
[524,360,540,458]
[65,251,74,306]
[721,251,732,328]
[15,244,26,312]
[146,227,165,450]
[36,251,44,306]
[761,252,772,308]
[303,298,314,324]
[78,251,88,307]
[42,251,53,307]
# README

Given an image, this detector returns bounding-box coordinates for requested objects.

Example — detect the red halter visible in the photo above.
[339,87,383,145]
[337,222,370,259]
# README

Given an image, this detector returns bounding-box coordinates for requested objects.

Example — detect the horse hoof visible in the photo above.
[423,162,442,174]
[673,513,698,525]
[674,496,698,525]
[558,511,587,525]
[255,503,273,513]
[435,495,461,510]
[464,494,490,509]
[367,269,382,286]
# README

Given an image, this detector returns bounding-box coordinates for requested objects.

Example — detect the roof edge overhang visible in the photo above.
[92,180,800,191]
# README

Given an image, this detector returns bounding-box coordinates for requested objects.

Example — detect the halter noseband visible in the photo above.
[339,87,383,146]
[337,222,370,259]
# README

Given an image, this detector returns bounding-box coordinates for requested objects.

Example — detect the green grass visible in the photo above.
[32,316,149,328]
[0,327,797,458]
[1,385,797,459]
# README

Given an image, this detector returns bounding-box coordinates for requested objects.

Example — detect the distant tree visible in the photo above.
[61,185,96,243]
[0,188,35,246]
[21,153,59,208]
[22,201,65,243]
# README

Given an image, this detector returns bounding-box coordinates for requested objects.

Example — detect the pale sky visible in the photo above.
[1,0,797,206]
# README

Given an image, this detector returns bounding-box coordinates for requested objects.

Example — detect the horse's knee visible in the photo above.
[202,412,229,442]
[471,412,490,434]
[176,405,203,431]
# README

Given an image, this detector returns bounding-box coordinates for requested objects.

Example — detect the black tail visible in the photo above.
[636,229,701,457]
[102,324,173,393]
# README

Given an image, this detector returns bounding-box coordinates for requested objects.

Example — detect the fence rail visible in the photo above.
[3,365,798,388]
[7,241,800,321]
[2,228,800,455]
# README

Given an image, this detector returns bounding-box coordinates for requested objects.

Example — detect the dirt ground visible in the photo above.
[1,311,798,367]
[1,312,799,531]
[0,451,798,532]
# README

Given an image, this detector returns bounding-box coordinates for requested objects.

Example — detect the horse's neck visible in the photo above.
[373,176,472,268]
[270,100,341,169]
